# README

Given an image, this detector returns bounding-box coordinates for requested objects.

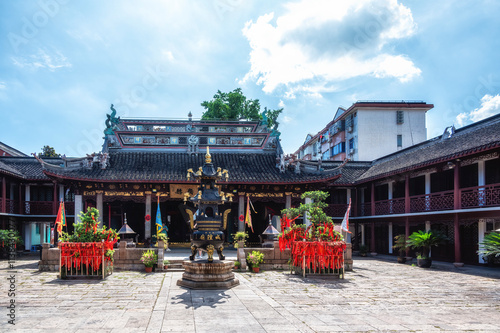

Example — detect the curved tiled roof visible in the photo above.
[0,157,57,180]
[42,151,343,184]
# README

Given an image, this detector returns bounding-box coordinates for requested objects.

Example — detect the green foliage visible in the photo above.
[157,234,169,242]
[233,231,249,242]
[263,107,283,130]
[38,145,60,158]
[201,88,283,130]
[59,207,119,243]
[281,191,332,225]
[163,259,170,265]
[246,250,264,268]
[141,249,158,267]
[233,231,249,248]
[407,230,448,259]
[392,234,409,256]
[478,231,500,260]
[105,249,115,262]
[0,229,23,247]
[358,244,368,255]
[234,261,241,267]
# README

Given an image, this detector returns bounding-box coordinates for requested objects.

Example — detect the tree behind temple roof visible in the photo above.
[201,88,282,129]
[38,145,60,158]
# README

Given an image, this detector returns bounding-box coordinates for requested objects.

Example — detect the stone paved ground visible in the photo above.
[1,254,500,333]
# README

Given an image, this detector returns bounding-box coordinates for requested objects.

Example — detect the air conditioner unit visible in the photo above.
[347,126,353,133]
[349,148,355,155]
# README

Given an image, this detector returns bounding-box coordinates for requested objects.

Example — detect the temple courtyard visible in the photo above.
[2,252,500,333]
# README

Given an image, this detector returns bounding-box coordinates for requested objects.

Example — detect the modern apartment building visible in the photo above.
[294,101,434,161]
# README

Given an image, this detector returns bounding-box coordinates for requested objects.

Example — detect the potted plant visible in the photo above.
[141,249,158,273]
[407,230,448,268]
[358,244,368,257]
[233,261,241,270]
[247,250,264,273]
[158,234,169,249]
[0,229,23,259]
[163,259,170,270]
[478,231,500,266]
[392,234,409,263]
[233,231,248,249]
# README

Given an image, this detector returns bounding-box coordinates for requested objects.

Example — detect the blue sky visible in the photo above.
[1,0,500,156]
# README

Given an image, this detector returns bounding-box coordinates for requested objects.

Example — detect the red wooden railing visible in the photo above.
[460,184,500,209]
[359,203,371,216]
[24,201,54,215]
[65,202,75,215]
[374,198,405,215]
[358,183,500,217]
[4,199,18,214]
[0,200,74,215]
[324,204,349,217]
[410,191,454,213]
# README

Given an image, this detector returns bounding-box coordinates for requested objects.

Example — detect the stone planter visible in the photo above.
[417,258,432,268]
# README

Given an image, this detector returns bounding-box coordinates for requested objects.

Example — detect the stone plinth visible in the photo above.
[177,260,239,290]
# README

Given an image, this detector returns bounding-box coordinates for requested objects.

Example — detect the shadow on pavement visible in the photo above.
[171,289,232,309]
[361,254,500,279]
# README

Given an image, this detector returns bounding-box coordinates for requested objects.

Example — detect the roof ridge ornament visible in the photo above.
[441,125,455,141]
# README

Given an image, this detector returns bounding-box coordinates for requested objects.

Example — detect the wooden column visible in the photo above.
[405,174,410,213]
[388,222,393,254]
[1,177,6,213]
[405,216,410,256]
[360,224,365,245]
[370,183,375,216]
[454,213,461,263]
[351,188,357,217]
[74,194,83,223]
[18,183,23,214]
[370,183,376,253]
[478,219,486,263]
[238,194,245,232]
[453,162,462,263]
[52,182,58,215]
[454,162,461,210]
[96,190,104,228]
[285,193,292,210]
[145,192,152,239]
[370,221,376,253]
[25,184,30,214]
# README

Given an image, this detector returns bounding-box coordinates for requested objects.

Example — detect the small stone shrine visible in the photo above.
[177,147,239,289]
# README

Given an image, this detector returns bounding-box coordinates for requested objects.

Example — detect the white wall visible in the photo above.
[356,109,426,161]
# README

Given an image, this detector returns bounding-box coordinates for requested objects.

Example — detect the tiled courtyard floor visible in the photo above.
[1,254,499,332]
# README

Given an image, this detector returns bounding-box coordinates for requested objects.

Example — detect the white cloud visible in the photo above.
[0,82,6,90]
[456,94,500,126]
[162,50,175,62]
[241,0,419,97]
[278,99,285,108]
[12,48,71,72]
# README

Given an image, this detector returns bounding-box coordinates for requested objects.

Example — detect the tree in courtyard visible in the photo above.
[201,88,283,129]
[38,145,60,158]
